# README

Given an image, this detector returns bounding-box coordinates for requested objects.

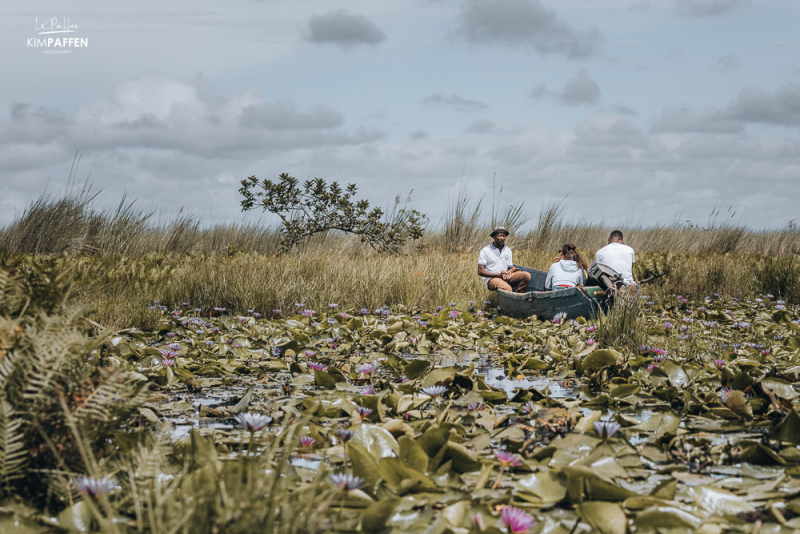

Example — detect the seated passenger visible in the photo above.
[594,230,636,286]
[477,226,531,293]
[545,249,587,290]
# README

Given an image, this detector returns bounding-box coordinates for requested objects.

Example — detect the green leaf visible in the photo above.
[579,349,621,372]
[404,359,431,380]
[576,502,626,534]
[770,410,800,444]
[348,441,379,493]
[399,436,429,473]
[361,498,401,534]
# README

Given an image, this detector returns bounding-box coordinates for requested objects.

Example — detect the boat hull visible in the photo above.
[496,266,602,320]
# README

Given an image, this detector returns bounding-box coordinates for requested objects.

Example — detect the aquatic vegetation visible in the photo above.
[5,257,800,532]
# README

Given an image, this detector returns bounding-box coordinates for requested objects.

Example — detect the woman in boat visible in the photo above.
[544,247,587,290]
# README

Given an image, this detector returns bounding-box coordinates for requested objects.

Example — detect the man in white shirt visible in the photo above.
[477,227,531,293]
[594,230,636,285]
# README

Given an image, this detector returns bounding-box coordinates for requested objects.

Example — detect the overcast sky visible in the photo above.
[2,0,800,230]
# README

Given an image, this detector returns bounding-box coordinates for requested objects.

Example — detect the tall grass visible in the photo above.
[1,189,799,329]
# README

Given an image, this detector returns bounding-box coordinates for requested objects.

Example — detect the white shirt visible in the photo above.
[595,242,636,284]
[478,243,513,286]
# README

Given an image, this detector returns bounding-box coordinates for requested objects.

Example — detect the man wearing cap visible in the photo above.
[478,227,531,293]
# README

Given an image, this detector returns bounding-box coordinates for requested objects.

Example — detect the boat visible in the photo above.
[496,265,603,320]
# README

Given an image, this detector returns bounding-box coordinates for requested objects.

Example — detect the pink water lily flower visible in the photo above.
[501,505,537,533]
[355,362,380,375]
[75,476,117,497]
[493,449,522,467]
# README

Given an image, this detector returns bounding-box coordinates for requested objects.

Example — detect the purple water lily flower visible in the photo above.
[521,400,537,415]
[234,413,272,431]
[501,506,537,534]
[75,476,117,497]
[551,312,567,324]
[594,420,621,439]
[361,385,375,395]
[355,406,373,417]
[329,303,338,309]
[468,402,485,411]
[355,362,380,375]
[421,385,447,397]
[205,339,215,346]
[713,359,725,368]
[493,449,522,467]
[475,310,484,317]
[359,308,369,315]
[647,363,658,371]
[308,361,327,371]
[299,436,316,447]
[449,310,459,319]
[586,338,595,346]
[336,429,355,442]
[330,473,363,491]
[586,325,597,333]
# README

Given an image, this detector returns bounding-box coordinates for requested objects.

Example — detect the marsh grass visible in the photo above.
[2,190,799,328]
[595,292,648,352]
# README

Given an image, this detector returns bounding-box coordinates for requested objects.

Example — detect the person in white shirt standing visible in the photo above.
[477,227,531,293]
[594,230,636,285]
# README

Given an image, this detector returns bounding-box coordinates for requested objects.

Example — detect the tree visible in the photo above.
[239,173,427,253]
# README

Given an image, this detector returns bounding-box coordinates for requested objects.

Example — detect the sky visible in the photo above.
[2,0,800,230]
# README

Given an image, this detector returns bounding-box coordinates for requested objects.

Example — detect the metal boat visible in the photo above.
[496,265,602,320]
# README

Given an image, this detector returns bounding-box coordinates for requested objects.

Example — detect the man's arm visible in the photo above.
[478,264,505,279]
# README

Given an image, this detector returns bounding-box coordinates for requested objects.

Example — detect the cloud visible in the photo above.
[1,75,382,159]
[409,130,429,140]
[674,0,750,17]
[652,106,743,133]
[423,92,489,112]
[610,103,639,116]
[530,69,601,106]
[307,9,386,49]
[560,69,601,106]
[726,84,800,126]
[711,54,740,72]
[466,119,496,133]
[456,0,602,59]
[653,81,800,133]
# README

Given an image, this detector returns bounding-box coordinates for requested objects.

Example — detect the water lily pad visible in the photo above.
[633,506,701,530]
[579,349,621,373]
[687,485,756,515]
[576,501,626,534]
[361,497,401,534]
[348,440,380,494]
[399,436,429,473]
[517,469,568,505]
[770,410,800,444]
